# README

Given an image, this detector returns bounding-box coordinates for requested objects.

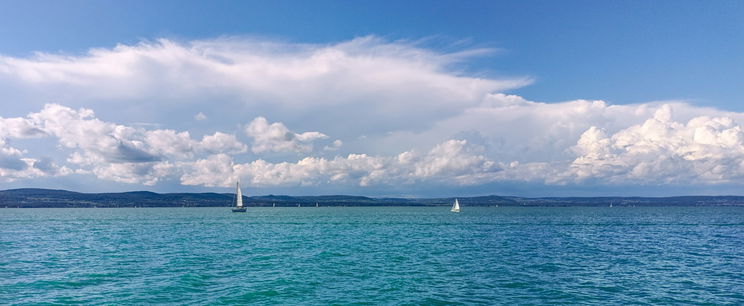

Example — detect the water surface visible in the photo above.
[2,207,743,304]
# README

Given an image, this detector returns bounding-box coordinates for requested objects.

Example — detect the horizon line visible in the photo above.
[4,187,744,199]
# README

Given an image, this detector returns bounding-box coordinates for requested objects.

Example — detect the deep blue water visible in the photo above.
[1,206,743,304]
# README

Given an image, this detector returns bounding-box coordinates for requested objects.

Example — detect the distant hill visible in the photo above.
[1,188,744,208]
[0,188,233,208]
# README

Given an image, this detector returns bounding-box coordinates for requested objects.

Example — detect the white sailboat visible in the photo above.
[451,198,461,213]
[231,181,246,213]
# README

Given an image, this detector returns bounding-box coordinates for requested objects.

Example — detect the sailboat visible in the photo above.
[451,198,461,213]
[231,182,247,213]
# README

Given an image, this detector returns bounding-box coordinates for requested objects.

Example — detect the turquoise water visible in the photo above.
[2,207,743,304]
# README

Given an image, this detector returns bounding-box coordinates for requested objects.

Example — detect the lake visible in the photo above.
[2,206,743,304]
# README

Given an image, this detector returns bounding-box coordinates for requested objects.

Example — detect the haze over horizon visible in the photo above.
[0,0,743,197]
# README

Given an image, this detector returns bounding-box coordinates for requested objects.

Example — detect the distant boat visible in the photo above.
[231,182,246,213]
[451,198,460,213]
[609,201,613,208]
[273,202,276,208]
[316,202,319,207]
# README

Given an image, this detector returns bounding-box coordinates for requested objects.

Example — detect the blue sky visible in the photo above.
[0,1,743,196]
[2,0,742,108]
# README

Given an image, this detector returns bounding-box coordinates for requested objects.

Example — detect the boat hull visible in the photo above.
[232,207,247,212]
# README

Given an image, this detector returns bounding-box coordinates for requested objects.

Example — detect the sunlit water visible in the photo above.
[2,207,743,304]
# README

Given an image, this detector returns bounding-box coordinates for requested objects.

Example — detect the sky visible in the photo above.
[0,0,743,197]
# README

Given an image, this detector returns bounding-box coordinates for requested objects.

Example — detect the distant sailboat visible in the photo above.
[451,198,461,213]
[231,182,246,213]
[273,202,276,208]
[316,202,319,208]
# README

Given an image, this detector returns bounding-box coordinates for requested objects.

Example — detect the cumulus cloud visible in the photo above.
[91,161,173,186]
[324,139,343,151]
[179,154,236,187]
[2,36,744,193]
[180,139,500,187]
[566,105,744,184]
[199,132,247,154]
[378,93,744,161]
[245,117,328,154]
[0,36,530,138]
[3,100,744,190]
[0,144,71,182]
[5,104,247,185]
[411,139,498,183]
[0,117,69,181]
[0,157,72,182]
[0,117,46,139]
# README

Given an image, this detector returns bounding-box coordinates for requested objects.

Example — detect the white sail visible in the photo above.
[235,182,243,208]
[451,198,460,212]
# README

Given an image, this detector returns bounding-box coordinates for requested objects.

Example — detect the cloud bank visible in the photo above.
[1,36,743,194]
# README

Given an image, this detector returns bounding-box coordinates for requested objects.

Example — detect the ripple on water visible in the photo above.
[1,206,743,304]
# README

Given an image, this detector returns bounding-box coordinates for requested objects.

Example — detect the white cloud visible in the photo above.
[2,36,744,193]
[0,116,69,181]
[245,117,328,154]
[411,139,498,183]
[144,129,194,160]
[3,100,744,190]
[565,105,744,184]
[6,104,247,185]
[324,139,343,151]
[0,138,70,182]
[0,37,530,138]
[181,139,500,188]
[179,153,236,187]
[0,116,46,139]
[91,161,173,186]
[198,132,247,154]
